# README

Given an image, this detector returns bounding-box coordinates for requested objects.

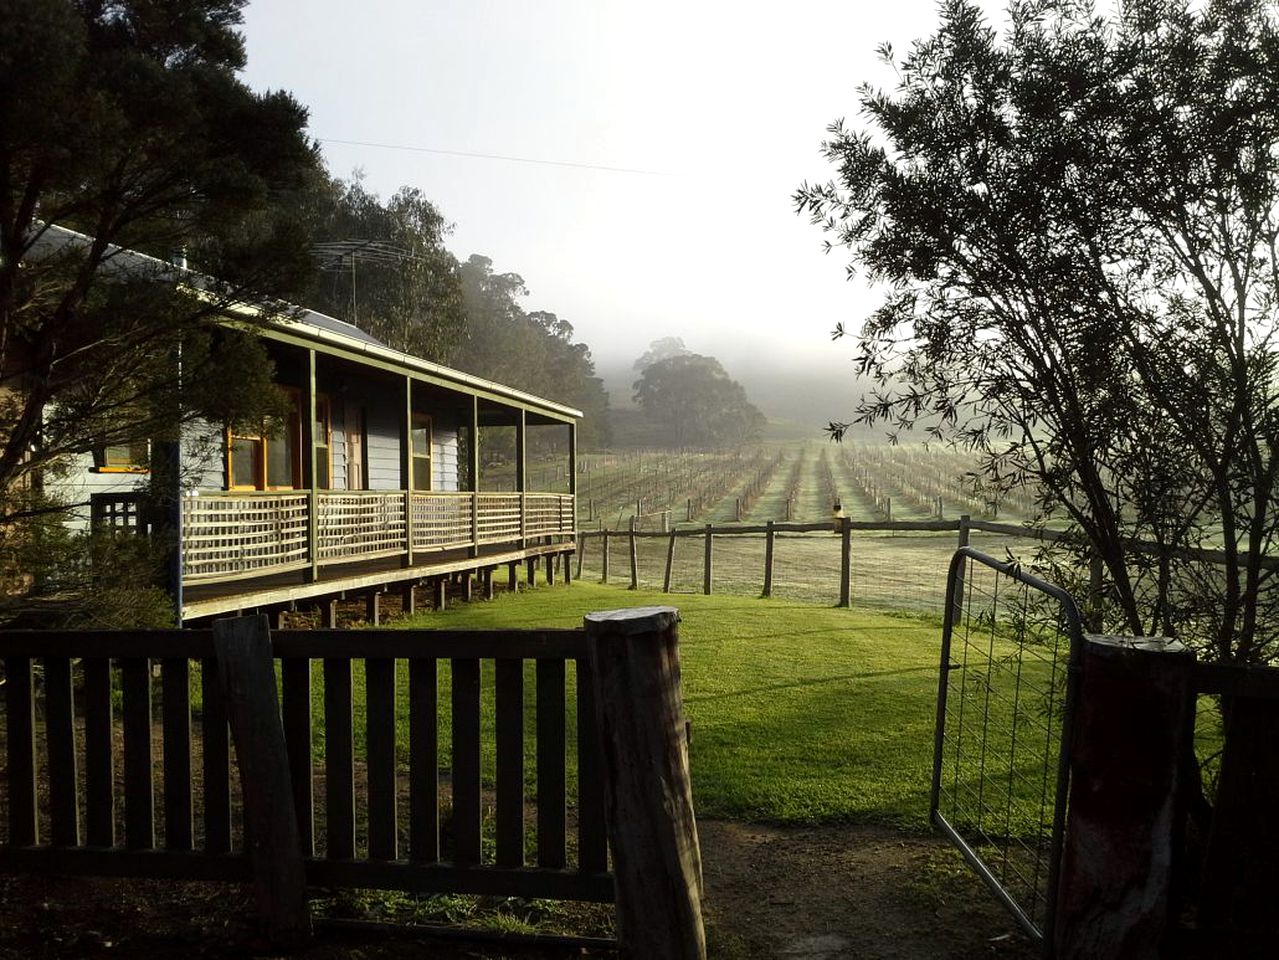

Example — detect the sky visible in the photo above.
[239,1,1008,385]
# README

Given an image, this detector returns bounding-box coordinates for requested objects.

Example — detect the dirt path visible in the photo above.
[699,821,1037,960]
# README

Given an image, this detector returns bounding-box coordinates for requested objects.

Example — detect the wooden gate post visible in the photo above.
[763,520,775,597]
[212,616,311,948]
[703,524,713,596]
[663,530,677,593]
[584,607,705,960]
[1053,635,1193,960]
[628,517,639,590]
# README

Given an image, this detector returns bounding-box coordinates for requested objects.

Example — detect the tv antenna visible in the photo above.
[310,239,423,324]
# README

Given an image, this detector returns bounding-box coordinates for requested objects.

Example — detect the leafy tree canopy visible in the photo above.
[633,353,766,449]
[796,0,1279,663]
[453,255,611,448]
[633,336,691,372]
[303,175,467,363]
[1,0,322,506]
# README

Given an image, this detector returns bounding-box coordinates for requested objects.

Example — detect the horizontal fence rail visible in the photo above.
[0,627,612,904]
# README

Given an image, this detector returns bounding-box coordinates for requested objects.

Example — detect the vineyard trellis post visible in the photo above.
[763,520,775,598]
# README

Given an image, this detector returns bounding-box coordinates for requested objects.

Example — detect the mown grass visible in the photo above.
[392,581,950,828]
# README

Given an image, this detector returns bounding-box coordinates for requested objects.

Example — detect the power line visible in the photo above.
[317,136,670,176]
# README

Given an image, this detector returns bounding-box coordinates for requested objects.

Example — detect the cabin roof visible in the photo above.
[26,223,584,421]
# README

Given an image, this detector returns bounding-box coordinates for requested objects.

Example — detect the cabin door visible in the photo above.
[347,406,366,490]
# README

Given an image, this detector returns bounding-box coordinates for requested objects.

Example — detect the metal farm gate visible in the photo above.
[931,547,1085,955]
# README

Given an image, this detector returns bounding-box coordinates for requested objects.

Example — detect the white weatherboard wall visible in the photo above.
[51,455,147,531]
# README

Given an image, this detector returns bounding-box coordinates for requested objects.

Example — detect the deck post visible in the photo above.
[483,566,495,600]
[507,562,519,594]
[469,396,480,558]
[517,409,527,549]
[838,517,852,608]
[526,557,537,586]
[763,520,775,597]
[319,599,337,629]
[433,577,447,610]
[400,583,416,617]
[305,349,319,584]
[1053,635,1192,960]
[461,572,473,602]
[584,607,705,960]
[547,553,556,586]
[402,376,415,568]
[563,550,573,585]
[212,616,311,948]
[365,591,381,626]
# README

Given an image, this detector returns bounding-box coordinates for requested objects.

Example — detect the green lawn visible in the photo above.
[393,581,948,828]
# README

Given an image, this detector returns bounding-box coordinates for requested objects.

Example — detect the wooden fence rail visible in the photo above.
[0,613,706,954]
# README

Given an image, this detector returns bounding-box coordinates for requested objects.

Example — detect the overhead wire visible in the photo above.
[317,136,670,176]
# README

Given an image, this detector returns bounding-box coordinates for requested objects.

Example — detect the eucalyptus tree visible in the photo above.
[796,0,1279,663]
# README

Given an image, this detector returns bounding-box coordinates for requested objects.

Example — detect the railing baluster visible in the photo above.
[409,658,439,862]
[281,657,314,855]
[537,659,567,869]
[121,657,154,849]
[162,658,193,850]
[201,658,232,853]
[451,658,482,865]
[576,656,608,873]
[495,658,524,867]
[83,658,115,847]
[44,657,79,847]
[366,658,397,861]
[324,658,356,859]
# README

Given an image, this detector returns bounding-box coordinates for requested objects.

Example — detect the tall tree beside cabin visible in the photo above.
[0,0,323,625]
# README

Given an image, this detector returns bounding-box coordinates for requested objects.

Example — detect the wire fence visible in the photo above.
[930,548,1084,949]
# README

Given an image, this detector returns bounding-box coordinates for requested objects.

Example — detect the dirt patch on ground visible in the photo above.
[0,820,1036,959]
[700,821,1036,960]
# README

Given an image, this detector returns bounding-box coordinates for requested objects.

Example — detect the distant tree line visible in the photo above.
[631,338,766,448]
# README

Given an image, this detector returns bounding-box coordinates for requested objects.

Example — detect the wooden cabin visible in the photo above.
[42,230,579,624]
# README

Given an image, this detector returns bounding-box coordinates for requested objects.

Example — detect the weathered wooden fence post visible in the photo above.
[629,517,639,590]
[602,529,611,583]
[576,534,586,580]
[838,516,852,607]
[702,524,713,596]
[584,607,706,960]
[211,615,311,949]
[1053,635,1193,960]
[664,530,677,593]
[763,520,775,598]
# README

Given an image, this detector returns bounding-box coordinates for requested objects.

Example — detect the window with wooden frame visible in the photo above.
[226,389,302,490]
[314,396,332,489]
[91,440,149,474]
[411,412,432,490]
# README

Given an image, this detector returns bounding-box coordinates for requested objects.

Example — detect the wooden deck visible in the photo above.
[182,538,574,621]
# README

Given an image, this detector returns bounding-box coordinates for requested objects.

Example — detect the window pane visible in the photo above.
[231,438,259,488]
[316,445,331,489]
[267,432,294,488]
[412,425,429,451]
[413,456,430,491]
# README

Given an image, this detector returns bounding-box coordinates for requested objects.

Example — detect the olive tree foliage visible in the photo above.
[795,0,1279,663]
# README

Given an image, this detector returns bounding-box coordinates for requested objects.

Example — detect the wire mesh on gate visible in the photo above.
[931,547,1084,953]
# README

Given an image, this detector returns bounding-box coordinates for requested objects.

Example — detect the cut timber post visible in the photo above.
[400,583,415,617]
[602,530,611,583]
[1053,635,1193,960]
[483,567,495,600]
[663,530,677,593]
[365,591,381,626]
[838,517,852,608]
[212,616,311,948]
[584,607,705,960]
[508,562,518,594]
[576,535,586,580]
[433,577,447,611]
[763,520,775,598]
[562,550,573,585]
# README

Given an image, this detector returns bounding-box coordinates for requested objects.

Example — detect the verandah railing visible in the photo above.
[0,625,610,901]
[179,490,575,583]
